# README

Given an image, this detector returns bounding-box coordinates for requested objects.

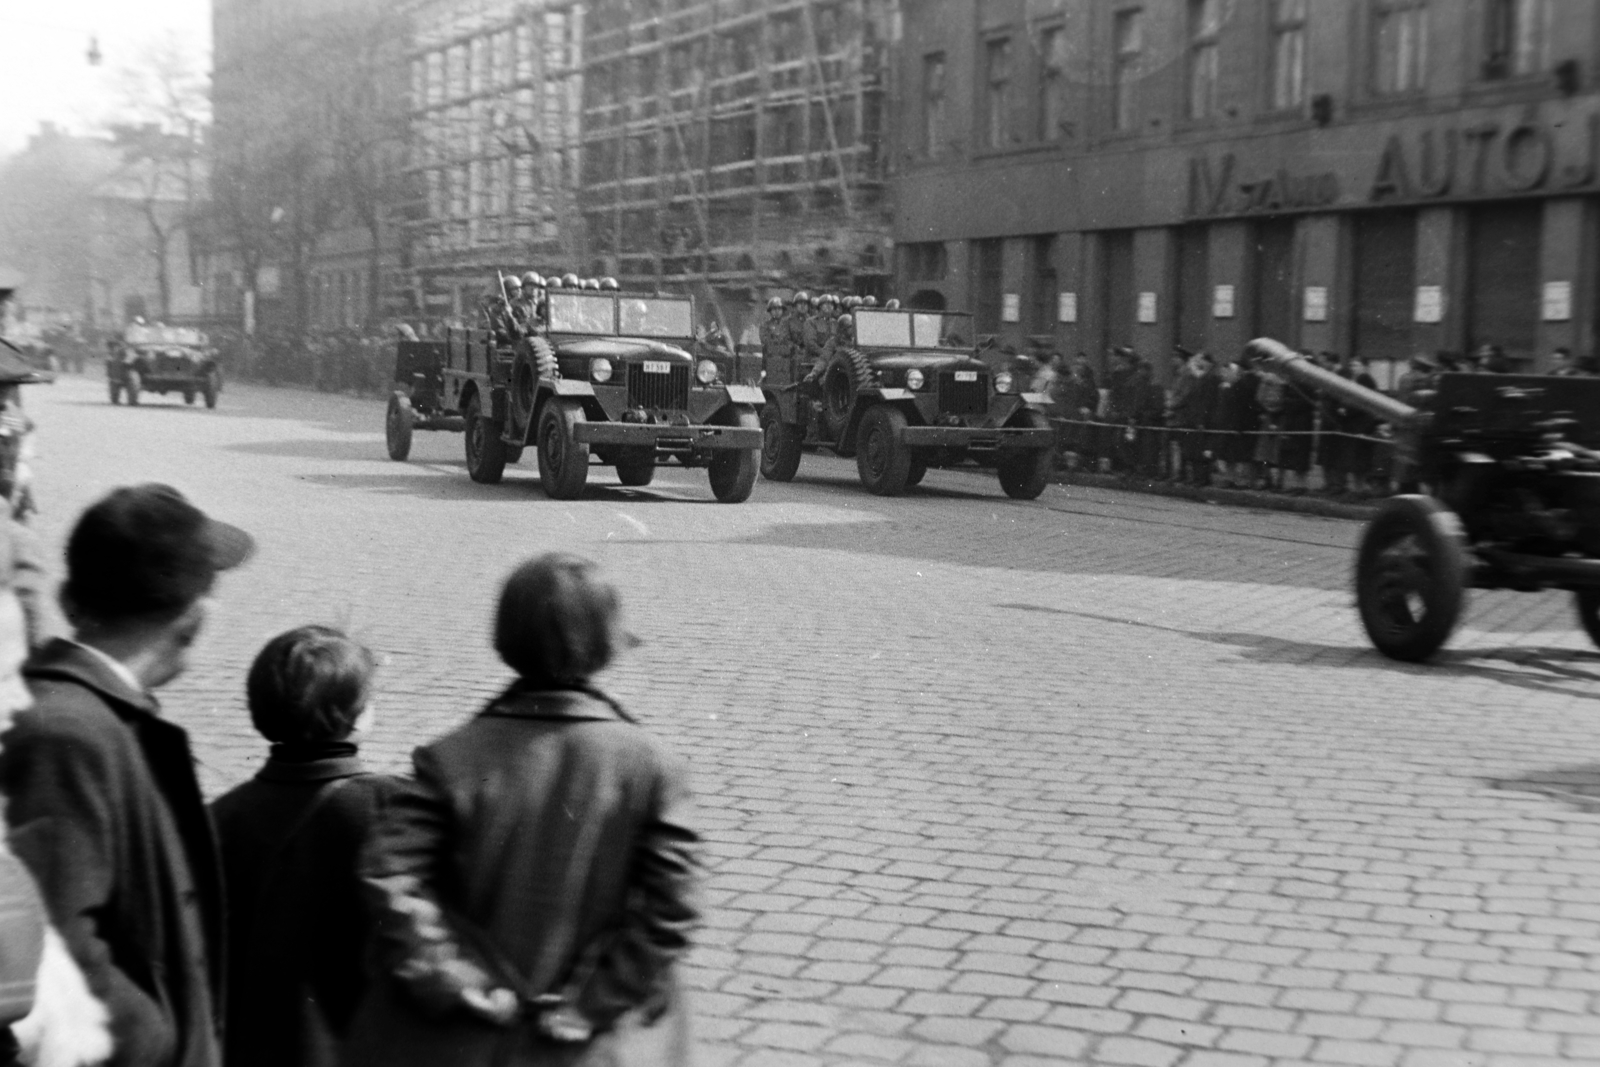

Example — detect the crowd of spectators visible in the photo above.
[1031,342,1600,498]
[210,325,411,396]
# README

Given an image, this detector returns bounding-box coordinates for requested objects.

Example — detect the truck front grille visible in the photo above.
[938,371,989,417]
[626,362,690,412]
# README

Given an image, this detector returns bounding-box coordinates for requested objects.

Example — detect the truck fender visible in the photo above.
[1021,392,1054,407]
[551,379,595,397]
[871,387,915,401]
[722,384,765,406]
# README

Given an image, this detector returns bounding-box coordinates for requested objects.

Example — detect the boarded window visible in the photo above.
[1352,211,1417,364]
[1467,201,1542,362]
[1101,230,1135,350]
[1174,225,1210,352]
[974,239,1004,334]
[1252,218,1296,345]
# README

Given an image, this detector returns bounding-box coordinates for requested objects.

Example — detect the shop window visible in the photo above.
[1467,202,1541,363]
[985,37,1014,150]
[903,242,948,283]
[923,52,947,158]
[1352,212,1417,365]
[1372,0,1428,95]
[974,239,1004,334]
[1031,235,1058,333]
[1187,0,1221,121]
[1483,0,1550,80]
[1112,9,1143,131]
[1038,25,1069,141]
[1269,0,1308,111]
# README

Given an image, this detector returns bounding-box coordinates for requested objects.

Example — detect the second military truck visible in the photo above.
[760,307,1056,498]
[386,286,764,502]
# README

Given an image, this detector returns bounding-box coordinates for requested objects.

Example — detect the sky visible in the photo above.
[0,0,210,155]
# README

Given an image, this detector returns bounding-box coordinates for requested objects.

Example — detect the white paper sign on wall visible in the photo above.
[1137,291,1157,323]
[1543,280,1572,322]
[1057,292,1077,323]
[1414,285,1443,323]
[1303,286,1328,322]
[1212,284,1235,319]
[1001,293,1021,323]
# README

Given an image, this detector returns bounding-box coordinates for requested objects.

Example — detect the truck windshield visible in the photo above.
[124,325,206,346]
[911,313,973,350]
[547,293,617,334]
[619,297,693,338]
[853,310,913,348]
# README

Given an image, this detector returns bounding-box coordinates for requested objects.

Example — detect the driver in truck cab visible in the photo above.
[801,293,839,383]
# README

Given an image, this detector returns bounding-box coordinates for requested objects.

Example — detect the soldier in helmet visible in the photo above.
[520,272,546,328]
[759,296,792,383]
[802,293,838,375]
[862,295,879,309]
[598,277,620,291]
[784,291,810,362]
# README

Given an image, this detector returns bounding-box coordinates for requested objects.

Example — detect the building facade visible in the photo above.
[579,0,898,339]
[894,0,1600,382]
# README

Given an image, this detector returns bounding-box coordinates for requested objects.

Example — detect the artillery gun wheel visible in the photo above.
[125,370,142,406]
[1355,495,1467,662]
[108,381,121,405]
[760,404,802,482]
[709,407,760,503]
[997,411,1054,500]
[1573,589,1600,649]
[464,394,507,484]
[615,448,656,487]
[537,398,590,500]
[386,393,415,461]
[856,405,912,496]
[203,369,221,409]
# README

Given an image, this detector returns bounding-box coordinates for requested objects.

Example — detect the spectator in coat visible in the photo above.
[1211,359,1261,488]
[1170,352,1217,485]
[1058,356,1099,469]
[348,554,700,1067]
[211,626,398,1067]
[1129,360,1168,477]
[1278,363,1317,492]
[0,485,254,1067]
[1340,357,1381,495]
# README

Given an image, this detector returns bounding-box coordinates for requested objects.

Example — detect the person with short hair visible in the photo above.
[0,484,254,1067]
[210,626,395,1067]
[348,554,699,1067]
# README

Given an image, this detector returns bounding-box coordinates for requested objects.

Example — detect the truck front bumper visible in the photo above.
[573,422,762,451]
[899,426,1056,450]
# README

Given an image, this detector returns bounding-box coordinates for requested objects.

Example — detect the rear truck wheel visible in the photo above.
[203,368,221,409]
[856,405,912,496]
[1355,495,1467,662]
[709,407,760,503]
[125,369,142,406]
[760,404,803,482]
[537,398,590,500]
[108,380,121,405]
[386,393,415,461]
[615,447,656,486]
[997,410,1054,500]
[1574,589,1600,649]
[907,454,928,487]
[464,394,507,484]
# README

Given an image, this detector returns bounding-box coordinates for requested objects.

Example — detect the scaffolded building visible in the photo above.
[401,0,584,318]
[579,0,897,330]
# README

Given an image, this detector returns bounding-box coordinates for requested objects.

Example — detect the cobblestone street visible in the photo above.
[25,374,1600,1067]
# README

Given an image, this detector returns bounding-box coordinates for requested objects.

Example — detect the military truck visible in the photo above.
[106,324,222,407]
[759,307,1056,498]
[385,286,765,502]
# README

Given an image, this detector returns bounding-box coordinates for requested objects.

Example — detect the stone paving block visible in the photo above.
[1218,1028,1315,1058]
[903,1045,992,1067]
[1093,1035,1185,1066]
[1307,1039,1402,1065]
[822,1031,914,1063]
[998,1024,1091,1058]
[1132,1016,1221,1048]
[908,1016,1007,1046]
[737,1022,834,1052]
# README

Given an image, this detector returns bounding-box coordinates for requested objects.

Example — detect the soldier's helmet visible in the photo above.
[791,290,810,307]
[820,293,840,309]
[842,295,863,310]
[884,298,901,309]
[809,294,824,309]
[836,313,853,331]
[766,296,785,312]
[862,296,879,308]
[562,273,581,288]
[599,277,620,291]
[503,275,522,293]
[522,272,544,289]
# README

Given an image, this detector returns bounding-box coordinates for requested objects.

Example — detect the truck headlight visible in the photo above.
[994,371,1015,394]
[696,359,719,384]
[905,368,925,390]
[590,357,613,383]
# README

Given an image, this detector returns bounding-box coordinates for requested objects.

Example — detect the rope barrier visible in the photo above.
[1047,417,1393,446]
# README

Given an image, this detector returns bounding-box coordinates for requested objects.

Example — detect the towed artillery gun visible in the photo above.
[386,286,764,502]
[760,307,1057,498]
[1245,337,1600,661]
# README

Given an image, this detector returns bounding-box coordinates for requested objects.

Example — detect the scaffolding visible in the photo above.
[578,0,897,318]
[400,0,585,313]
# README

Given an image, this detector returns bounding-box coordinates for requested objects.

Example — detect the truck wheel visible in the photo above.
[183,389,196,405]
[537,398,589,500]
[1355,495,1466,662]
[386,393,414,461]
[125,369,142,406]
[997,411,1054,500]
[464,394,507,484]
[203,368,221,409]
[615,447,656,486]
[709,407,759,503]
[108,380,122,405]
[1574,589,1600,649]
[760,404,802,482]
[907,454,928,487]
[856,405,912,496]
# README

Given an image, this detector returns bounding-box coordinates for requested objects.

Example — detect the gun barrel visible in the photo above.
[1244,337,1418,426]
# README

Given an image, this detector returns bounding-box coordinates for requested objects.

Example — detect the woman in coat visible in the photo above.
[347,554,700,1067]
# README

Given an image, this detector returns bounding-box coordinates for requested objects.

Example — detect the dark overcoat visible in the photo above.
[209,745,396,1067]
[344,687,700,1067]
[0,640,223,1067]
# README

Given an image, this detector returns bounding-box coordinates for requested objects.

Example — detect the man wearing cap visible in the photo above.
[0,484,254,1067]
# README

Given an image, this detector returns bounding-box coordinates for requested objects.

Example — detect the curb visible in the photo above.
[1050,470,1379,522]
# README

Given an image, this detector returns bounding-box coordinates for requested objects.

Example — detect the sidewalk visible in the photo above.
[1052,467,1381,521]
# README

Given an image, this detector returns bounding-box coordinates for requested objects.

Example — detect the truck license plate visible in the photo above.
[955,370,978,382]
[642,361,670,374]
